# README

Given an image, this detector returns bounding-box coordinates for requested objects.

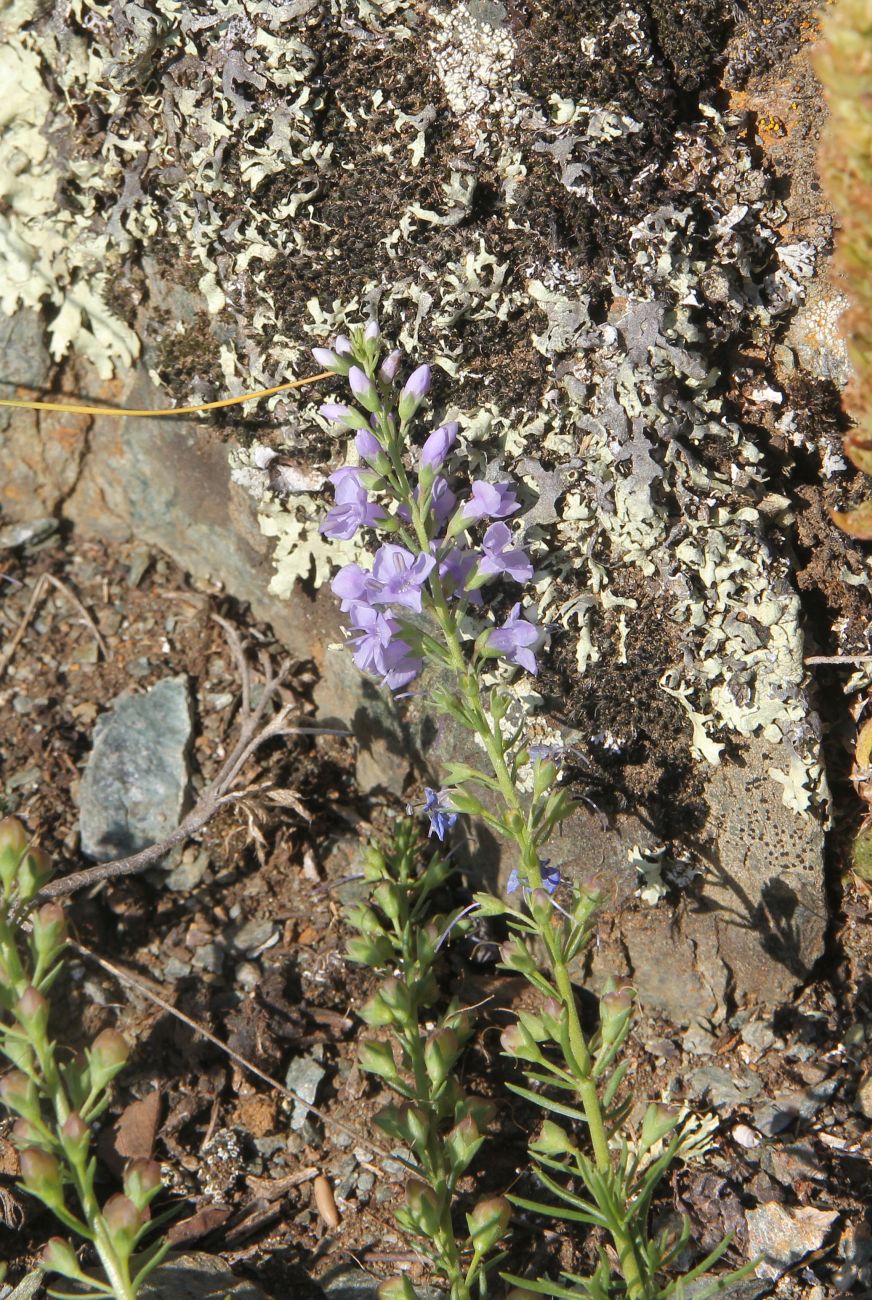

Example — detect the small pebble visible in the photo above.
[732,1124,760,1150]
[235,961,261,992]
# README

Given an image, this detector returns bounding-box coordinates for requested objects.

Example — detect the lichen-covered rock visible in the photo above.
[0,0,848,1016]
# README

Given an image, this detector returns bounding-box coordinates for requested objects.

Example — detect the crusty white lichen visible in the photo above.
[3,0,838,815]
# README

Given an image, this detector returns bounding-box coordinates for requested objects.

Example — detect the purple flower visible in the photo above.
[347,604,395,674]
[320,402,368,431]
[431,476,457,526]
[398,364,431,421]
[344,605,422,690]
[380,349,403,382]
[488,603,541,675]
[439,545,482,604]
[331,563,378,611]
[380,638,423,691]
[528,743,564,765]
[335,335,353,356]
[423,787,458,842]
[312,347,341,370]
[320,471,384,540]
[364,320,380,340]
[421,421,458,470]
[462,480,521,523]
[478,522,534,583]
[371,544,436,613]
[506,860,560,895]
[349,365,379,413]
[355,428,382,460]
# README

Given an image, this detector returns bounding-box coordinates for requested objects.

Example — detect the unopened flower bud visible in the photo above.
[377,1277,419,1300]
[88,1029,129,1087]
[358,1038,399,1082]
[103,1192,145,1242]
[379,349,403,382]
[15,987,48,1037]
[320,402,369,431]
[334,335,353,356]
[363,320,380,341]
[0,1069,37,1115]
[420,421,458,470]
[355,428,383,461]
[348,365,380,414]
[467,1195,511,1251]
[424,1027,459,1088]
[600,987,635,1045]
[0,817,29,890]
[31,902,66,959]
[41,1237,83,1279]
[399,1179,441,1237]
[372,880,402,926]
[346,934,395,968]
[16,845,52,900]
[400,1105,431,1150]
[123,1158,162,1210]
[61,1111,90,1156]
[446,1114,482,1175]
[640,1102,680,1151]
[11,1118,42,1146]
[398,364,431,422]
[19,1147,63,1205]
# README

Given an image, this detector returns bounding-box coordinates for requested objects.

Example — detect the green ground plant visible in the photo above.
[0,817,168,1300]
[319,323,756,1298]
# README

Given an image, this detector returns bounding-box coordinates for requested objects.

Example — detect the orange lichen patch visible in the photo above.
[231,1095,278,1139]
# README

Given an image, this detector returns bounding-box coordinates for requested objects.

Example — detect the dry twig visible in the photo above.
[70,939,398,1162]
[41,619,347,899]
[0,571,109,683]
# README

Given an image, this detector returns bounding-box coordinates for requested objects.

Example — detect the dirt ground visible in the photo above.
[0,513,868,1298]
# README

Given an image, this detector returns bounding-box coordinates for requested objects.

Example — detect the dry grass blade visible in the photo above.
[0,571,109,683]
[71,939,400,1163]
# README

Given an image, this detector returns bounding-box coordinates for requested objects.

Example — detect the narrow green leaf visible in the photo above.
[505,1082,588,1123]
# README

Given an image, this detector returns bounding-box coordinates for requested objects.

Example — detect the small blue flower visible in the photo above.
[506,860,561,897]
[542,865,562,894]
[423,787,458,842]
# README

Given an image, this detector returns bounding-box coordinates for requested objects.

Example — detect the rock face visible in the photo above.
[78,676,194,861]
[0,0,844,1021]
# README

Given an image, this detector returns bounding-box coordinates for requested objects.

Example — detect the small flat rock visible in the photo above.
[689,1064,763,1109]
[0,517,57,549]
[286,1051,327,1130]
[78,676,192,861]
[746,1203,840,1279]
[140,1252,271,1299]
[752,1078,839,1137]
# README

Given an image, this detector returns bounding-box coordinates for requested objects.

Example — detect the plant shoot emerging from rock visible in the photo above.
[0,818,168,1300]
[320,324,755,1299]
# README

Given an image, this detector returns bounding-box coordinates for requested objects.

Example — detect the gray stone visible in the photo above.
[231,917,278,955]
[745,1203,840,1280]
[854,1073,872,1119]
[140,1252,272,1299]
[0,517,57,549]
[285,1051,327,1130]
[689,1065,763,1110]
[78,676,193,861]
[163,851,211,891]
[191,942,226,974]
[752,1079,839,1137]
[760,1141,825,1184]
